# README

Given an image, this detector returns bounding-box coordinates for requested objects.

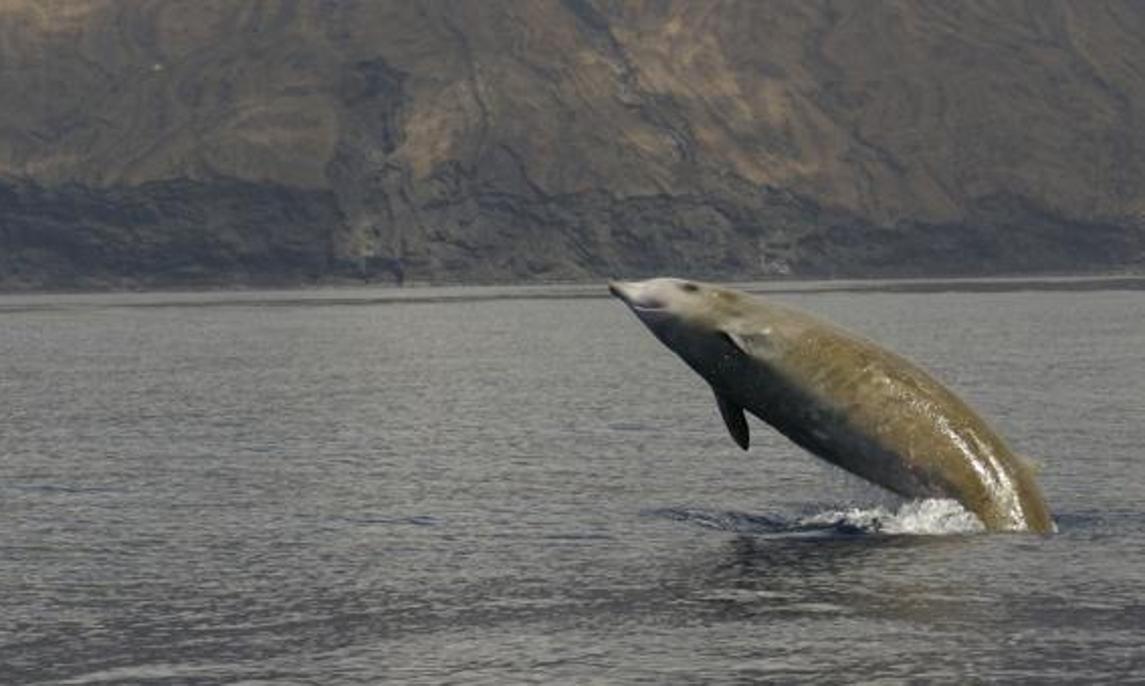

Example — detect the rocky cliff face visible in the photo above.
[2,0,1145,289]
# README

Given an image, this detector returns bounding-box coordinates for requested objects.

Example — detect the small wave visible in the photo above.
[314,513,443,527]
[649,498,985,537]
[7,483,126,496]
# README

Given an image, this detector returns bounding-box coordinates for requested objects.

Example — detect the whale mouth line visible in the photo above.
[631,300,666,312]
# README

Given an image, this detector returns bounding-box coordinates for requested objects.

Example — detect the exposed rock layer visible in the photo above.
[2,0,1144,289]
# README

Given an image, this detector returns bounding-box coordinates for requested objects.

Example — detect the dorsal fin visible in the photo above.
[715,392,749,450]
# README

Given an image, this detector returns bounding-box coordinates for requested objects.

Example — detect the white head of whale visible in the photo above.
[608,278,796,378]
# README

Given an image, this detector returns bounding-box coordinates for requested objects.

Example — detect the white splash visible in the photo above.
[801,498,986,535]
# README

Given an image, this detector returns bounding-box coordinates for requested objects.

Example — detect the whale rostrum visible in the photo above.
[610,278,1053,533]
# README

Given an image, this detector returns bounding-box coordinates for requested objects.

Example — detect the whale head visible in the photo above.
[609,278,733,325]
[609,278,763,379]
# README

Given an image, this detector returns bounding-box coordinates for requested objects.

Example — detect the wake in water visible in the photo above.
[649,498,986,537]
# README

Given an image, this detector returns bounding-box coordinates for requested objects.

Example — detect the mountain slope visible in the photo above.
[2,0,1144,289]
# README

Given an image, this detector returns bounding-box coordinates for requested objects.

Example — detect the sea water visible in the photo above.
[2,279,1144,683]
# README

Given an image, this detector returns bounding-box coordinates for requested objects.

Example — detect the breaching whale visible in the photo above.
[610,278,1053,533]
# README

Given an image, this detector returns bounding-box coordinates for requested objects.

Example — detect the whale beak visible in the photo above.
[609,280,666,312]
[608,280,630,302]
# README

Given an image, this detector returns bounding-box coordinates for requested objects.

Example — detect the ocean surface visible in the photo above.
[2,278,1144,684]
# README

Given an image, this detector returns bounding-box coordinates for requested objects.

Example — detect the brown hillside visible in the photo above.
[2,0,1144,288]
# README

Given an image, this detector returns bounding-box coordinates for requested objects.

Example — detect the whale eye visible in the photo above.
[679,282,699,293]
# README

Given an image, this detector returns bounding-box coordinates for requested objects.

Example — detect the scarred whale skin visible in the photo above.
[610,277,1053,533]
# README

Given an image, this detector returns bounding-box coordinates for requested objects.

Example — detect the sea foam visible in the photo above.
[800,498,986,535]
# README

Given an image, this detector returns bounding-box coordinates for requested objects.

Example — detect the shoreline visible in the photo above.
[2,273,1144,310]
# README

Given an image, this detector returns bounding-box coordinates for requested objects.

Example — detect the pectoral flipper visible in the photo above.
[716,392,749,450]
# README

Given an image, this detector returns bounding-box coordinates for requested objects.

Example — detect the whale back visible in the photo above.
[722,315,1053,533]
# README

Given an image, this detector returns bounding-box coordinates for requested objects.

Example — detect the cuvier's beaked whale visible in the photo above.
[610,278,1053,533]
